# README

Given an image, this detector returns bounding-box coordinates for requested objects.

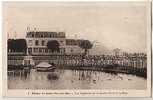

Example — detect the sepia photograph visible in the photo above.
[2,1,152,97]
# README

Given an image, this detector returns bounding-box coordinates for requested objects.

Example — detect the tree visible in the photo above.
[47,40,60,52]
[79,40,93,56]
[8,39,27,53]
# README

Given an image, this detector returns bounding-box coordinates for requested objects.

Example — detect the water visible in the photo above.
[8,69,146,90]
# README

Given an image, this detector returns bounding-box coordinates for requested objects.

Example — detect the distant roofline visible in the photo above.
[26,31,66,38]
[66,38,87,41]
[26,31,65,34]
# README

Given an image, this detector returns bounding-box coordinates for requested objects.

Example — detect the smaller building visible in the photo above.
[65,39,84,55]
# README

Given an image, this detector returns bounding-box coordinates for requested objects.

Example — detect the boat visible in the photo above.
[36,62,56,72]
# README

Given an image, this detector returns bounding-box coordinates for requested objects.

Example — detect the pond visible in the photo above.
[8,69,146,90]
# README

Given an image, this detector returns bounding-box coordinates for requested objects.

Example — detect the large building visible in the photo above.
[26,31,84,55]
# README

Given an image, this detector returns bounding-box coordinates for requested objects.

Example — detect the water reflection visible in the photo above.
[47,73,59,80]
[8,69,146,90]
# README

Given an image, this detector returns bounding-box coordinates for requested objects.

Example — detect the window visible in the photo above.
[50,34,52,38]
[45,48,48,53]
[42,40,45,46]
[39,48,42,53]
[34,48,38,52]
[42,48,45,53]
[34,48,36,52]
[35,40,39,46]
[29,40,32,46]
[32,34,34,37]
[28,48,32,54]
[63,48,65,53]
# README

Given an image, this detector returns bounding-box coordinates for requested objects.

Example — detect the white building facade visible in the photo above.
[26,31,83,55]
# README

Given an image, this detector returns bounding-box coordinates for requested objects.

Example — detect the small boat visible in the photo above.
[36,62,56,72]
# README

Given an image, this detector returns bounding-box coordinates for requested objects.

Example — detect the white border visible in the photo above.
[1,1,152,97]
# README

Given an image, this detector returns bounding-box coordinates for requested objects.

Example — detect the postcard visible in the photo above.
[2,1,152,97]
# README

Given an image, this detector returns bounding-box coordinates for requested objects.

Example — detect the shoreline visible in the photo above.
[8,65,147,79]
[59,66,147,79]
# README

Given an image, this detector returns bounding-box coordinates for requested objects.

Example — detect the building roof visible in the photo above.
[26,31,65,38]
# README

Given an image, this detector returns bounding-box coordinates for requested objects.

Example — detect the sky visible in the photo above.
[3,2,149,53]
